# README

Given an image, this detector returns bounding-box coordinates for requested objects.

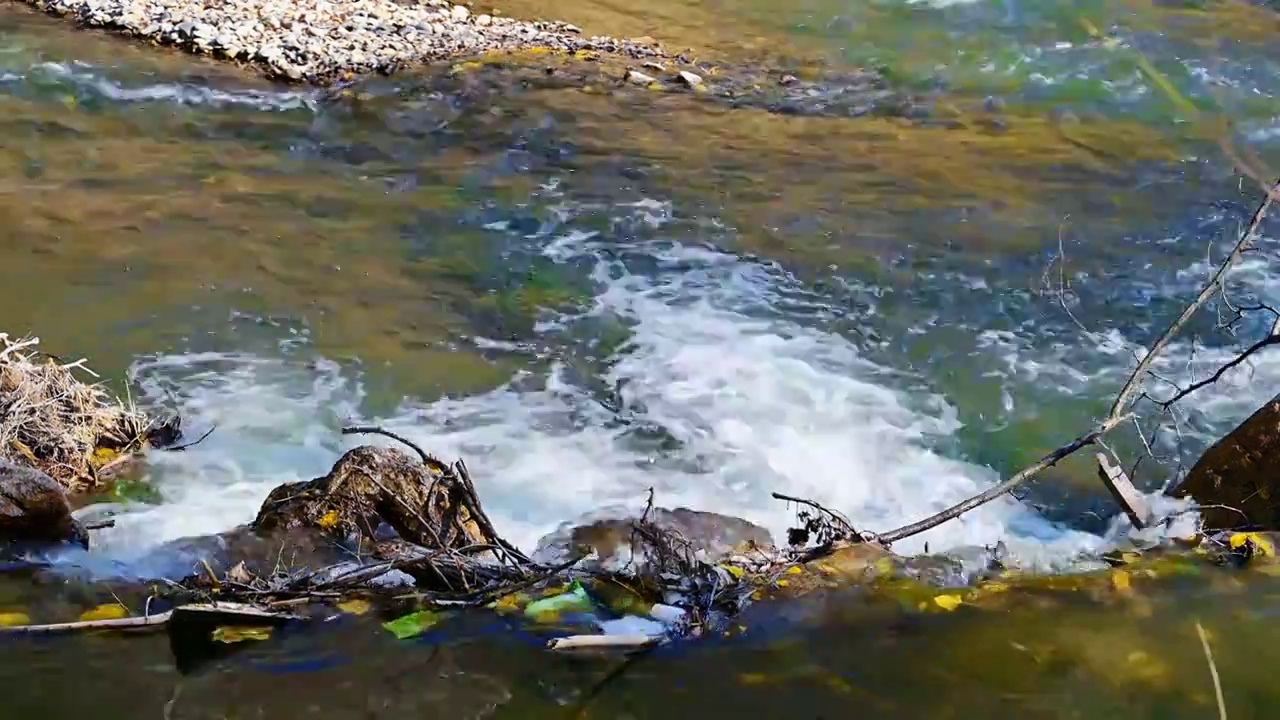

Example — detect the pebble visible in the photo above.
[19,0,667,82]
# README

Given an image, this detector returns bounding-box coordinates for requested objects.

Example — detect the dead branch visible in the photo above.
[165,425,217,452]
[0,611,174,634]
[1156,334,1280,409]
[1110,177,1280,420]
[453,458,531,565]
[876,413,1133,545]
[341,425,448,472]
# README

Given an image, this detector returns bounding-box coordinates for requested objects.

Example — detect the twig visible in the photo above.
[876,413,1133,545]
[82,519,116,531]
[1156,334,1280,408]
[341,426,446,471]
[165,425,217,452]
[1109,178,1280,420]
[770,492,861,537]
[1195,621,1228,720]
[0,610,173,634]
[453,458,531,565]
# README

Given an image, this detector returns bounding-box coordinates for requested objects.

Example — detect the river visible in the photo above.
[1,0,1279,715]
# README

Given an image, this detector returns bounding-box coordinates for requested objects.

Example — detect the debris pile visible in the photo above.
[0,333,169,492]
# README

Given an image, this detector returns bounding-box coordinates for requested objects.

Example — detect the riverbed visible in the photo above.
[1,0,1279,714]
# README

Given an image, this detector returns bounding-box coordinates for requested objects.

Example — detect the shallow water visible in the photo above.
[1,0,1280,712]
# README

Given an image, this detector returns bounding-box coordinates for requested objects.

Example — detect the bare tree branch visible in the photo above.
[1109,177,1280,420]
[876,413,1133,545]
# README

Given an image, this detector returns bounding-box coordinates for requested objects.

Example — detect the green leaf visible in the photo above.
[382,610,443,640]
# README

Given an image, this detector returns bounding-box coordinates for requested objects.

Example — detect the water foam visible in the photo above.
[69,195,1118,578]
[3,61,317,111]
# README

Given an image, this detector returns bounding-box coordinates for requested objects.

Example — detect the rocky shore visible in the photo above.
[18,0,668,82]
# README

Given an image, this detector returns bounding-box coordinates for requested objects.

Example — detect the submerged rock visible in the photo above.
[0,459,88,549]
[1170,392,1280,531]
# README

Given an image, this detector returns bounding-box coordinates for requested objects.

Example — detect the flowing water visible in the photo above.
[2,0,1280,715]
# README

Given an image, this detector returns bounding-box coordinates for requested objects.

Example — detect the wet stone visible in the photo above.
[0,460,87,549]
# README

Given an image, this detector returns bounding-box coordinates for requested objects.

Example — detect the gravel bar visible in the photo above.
[18,0,668,82]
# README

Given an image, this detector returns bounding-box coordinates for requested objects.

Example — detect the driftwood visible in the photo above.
[547,634,663,653]
[0,602,302,635]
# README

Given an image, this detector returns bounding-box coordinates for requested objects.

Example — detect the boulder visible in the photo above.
[1171,392,1280,531]
[253,445,488,551]
[0,459,88,548]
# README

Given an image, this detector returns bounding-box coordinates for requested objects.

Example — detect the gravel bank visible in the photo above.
[18,0,668,82]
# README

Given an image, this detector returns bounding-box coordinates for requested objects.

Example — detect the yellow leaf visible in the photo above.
[775,579,790,588]
[337,599,371,616]
[1231,532,1274,556]
[1111,570,1132,594]
[0,611,30,627]
[79,604,128,622]
[212,626,273,643]
[739,672,769,685]
[933,594,963,612]
[873,558,895,575]
[317,510,340,529]
[719,564,745,580]
[786,566,803,575]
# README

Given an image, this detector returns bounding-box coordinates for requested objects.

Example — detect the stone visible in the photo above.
[1171,393,1280,531]
[253,446,488,550]
[449,4,469,22]
[0,460,88,549]
[475,13,490,26]
[625,69,656,86]
[532,507,773,571]
[676,70,702,87]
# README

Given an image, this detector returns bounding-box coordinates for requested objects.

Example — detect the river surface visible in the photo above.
[1,0,1280,715]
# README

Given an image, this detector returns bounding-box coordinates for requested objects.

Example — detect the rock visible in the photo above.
[676,70,702,88]
[253,445,488,550]
[449,4,469,22]
[0,459,88,549]
[475,13,490,26]
[532,507,773,571]
[1171,393,1280,531]
[625,69,656,86]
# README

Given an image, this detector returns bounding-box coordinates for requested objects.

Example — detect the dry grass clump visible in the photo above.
[0,333,152,491]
